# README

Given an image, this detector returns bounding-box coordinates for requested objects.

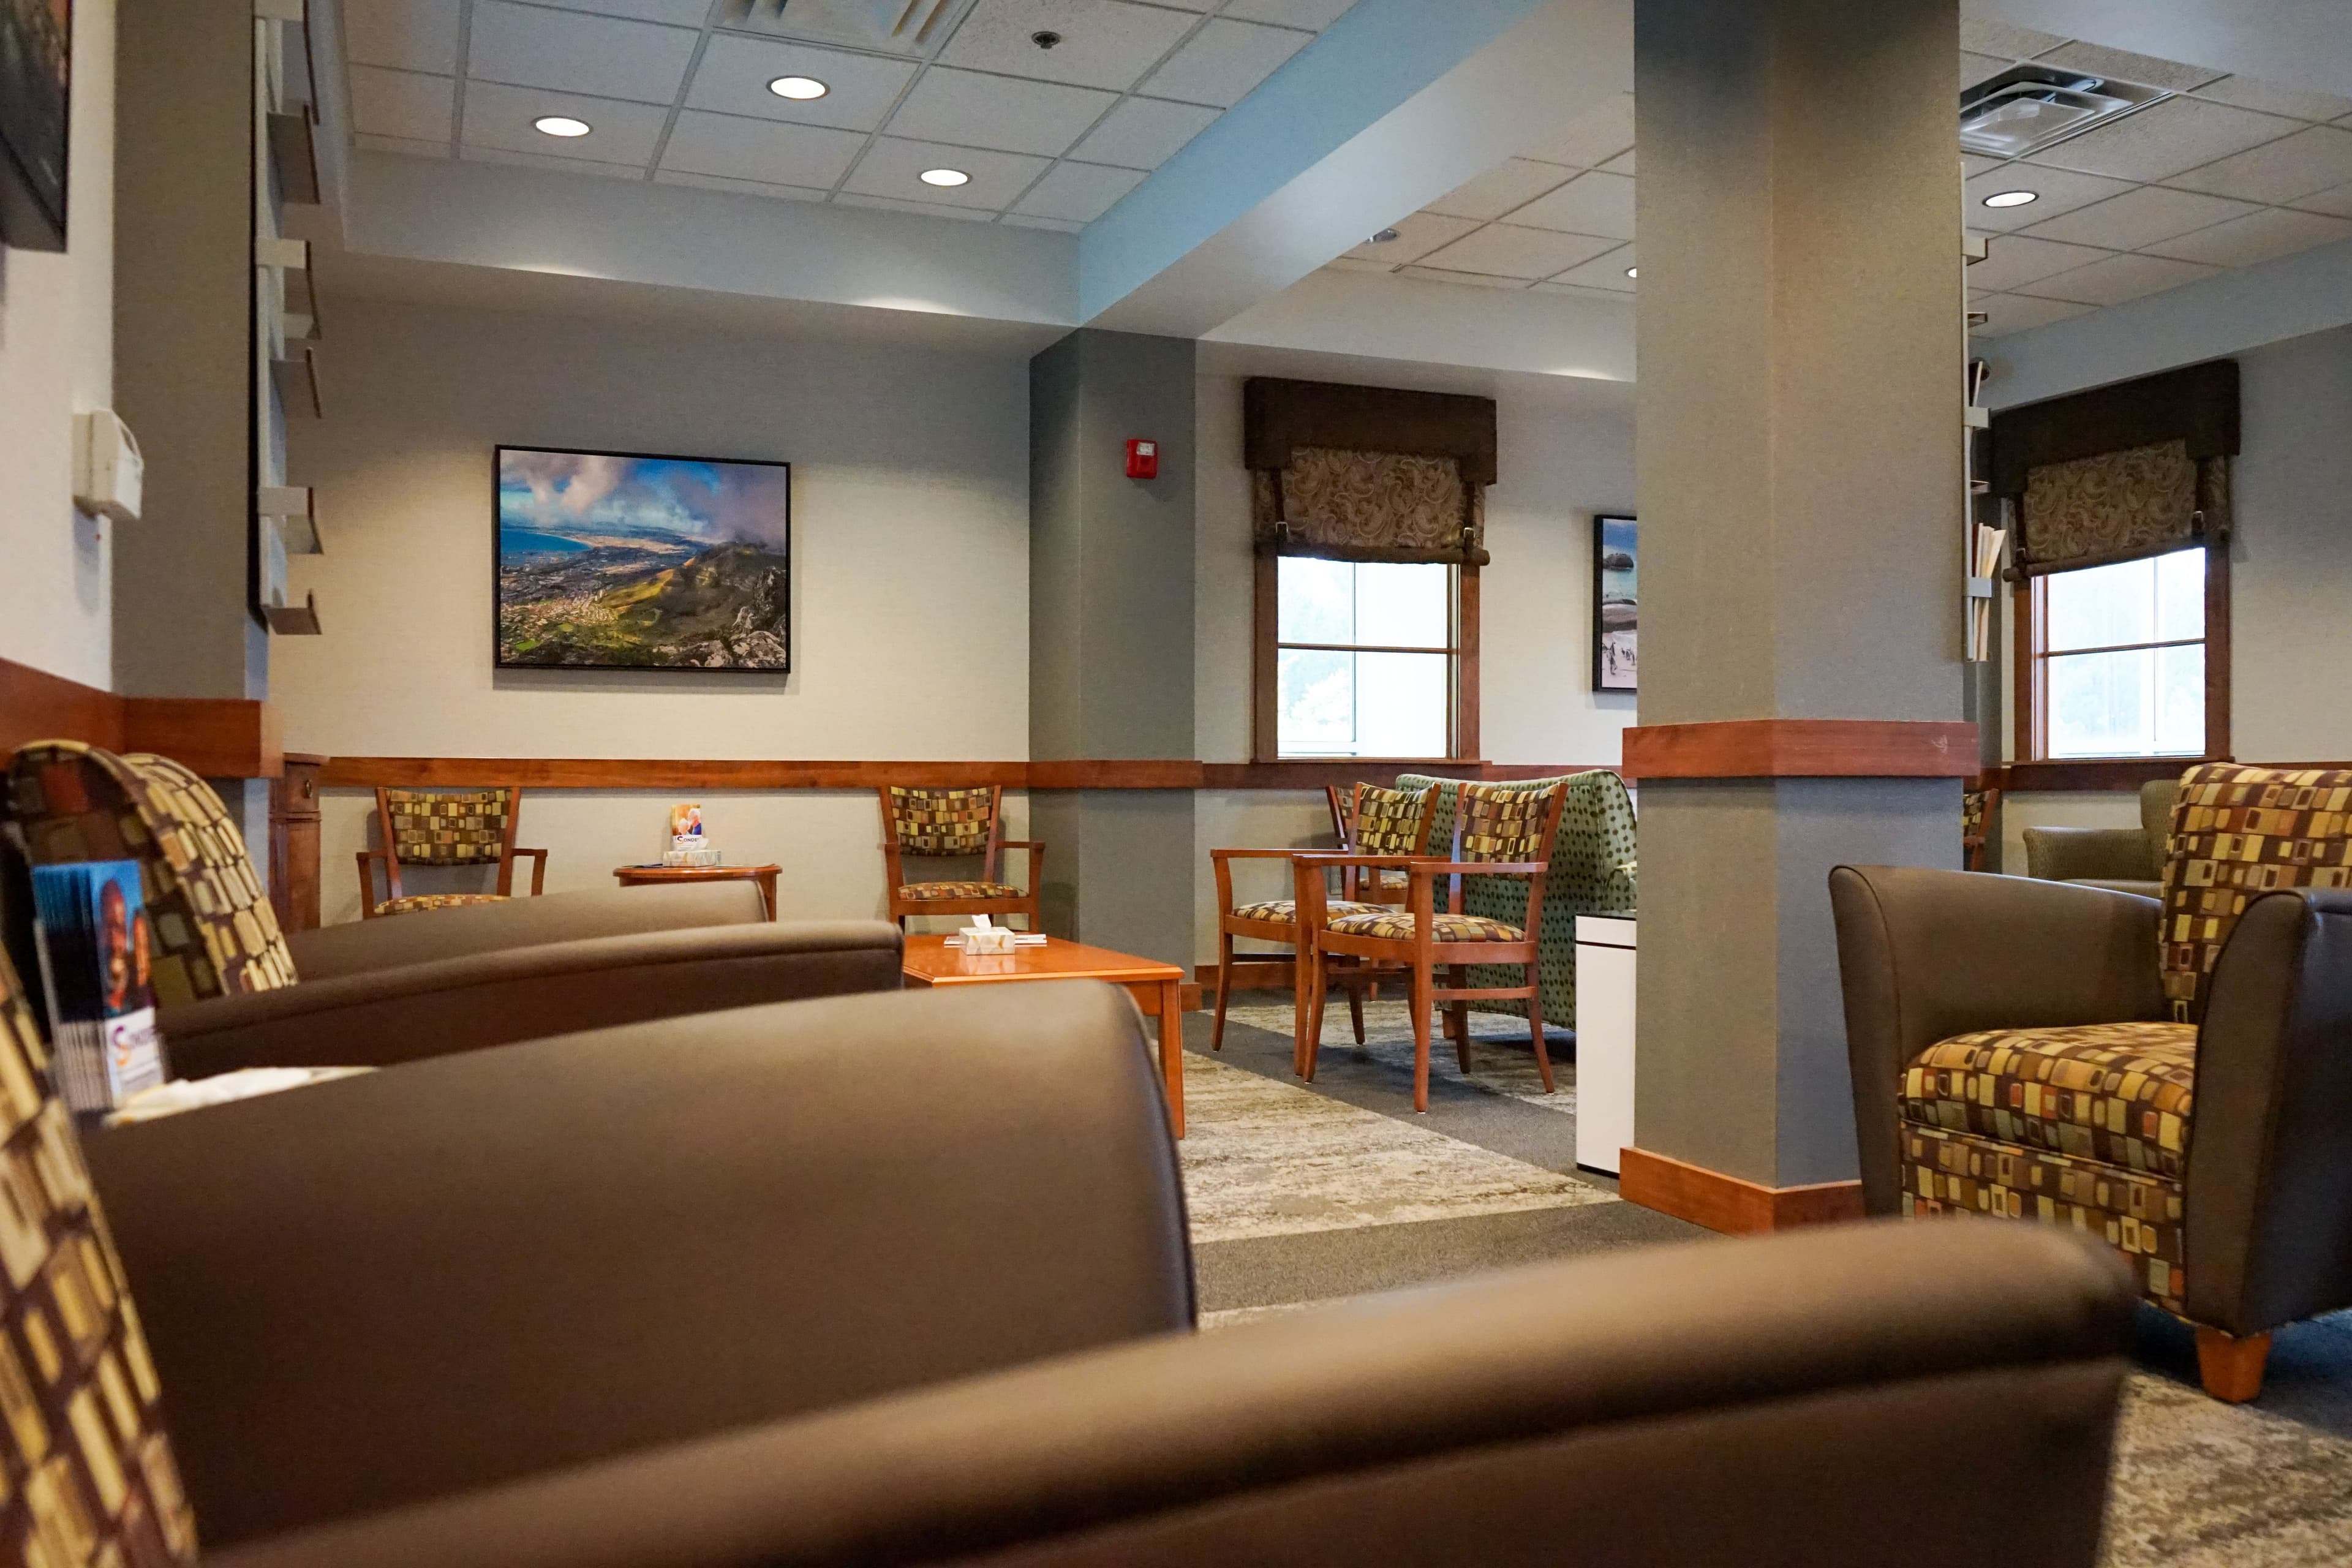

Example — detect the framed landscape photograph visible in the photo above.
[495,447,792,672]
[0,0,72,252]
[1592,513,1637,692]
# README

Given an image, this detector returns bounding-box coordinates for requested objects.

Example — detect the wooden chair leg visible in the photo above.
[1211,933,1235,1052]
[1346,966,1366,1044]
[1409,960,1433,1113]
[1302,944,1330,1082]
[2195,1327,2271,1403]
[1527,974,1555,1094]
[1449,964,1472,1074]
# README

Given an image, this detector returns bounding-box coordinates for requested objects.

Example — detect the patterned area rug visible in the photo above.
[1220,998,1575,1115]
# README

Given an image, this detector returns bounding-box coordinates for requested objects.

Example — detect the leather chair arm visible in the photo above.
[2184,888,2352,1334]
[2022,825,2158,885]
[90,984,1191,1550]
[1830,865,2166,1212]
[286,881,769,981]
[161,919,904,1076]
[205,1221,2132,1568]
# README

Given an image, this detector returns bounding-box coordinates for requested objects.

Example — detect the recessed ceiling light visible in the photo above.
[768,75,828,100]
[533,115,592,138]
[919,167,971,187]
[1983,189,2038,209]
[1624,266,1638,278]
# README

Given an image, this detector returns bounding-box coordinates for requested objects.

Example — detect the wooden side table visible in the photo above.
[612,863,781,921]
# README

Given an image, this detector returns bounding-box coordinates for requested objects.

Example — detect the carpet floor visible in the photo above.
[1177,996,2352,1567]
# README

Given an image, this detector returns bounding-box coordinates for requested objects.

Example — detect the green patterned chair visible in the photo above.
[1396,771,1638,1031]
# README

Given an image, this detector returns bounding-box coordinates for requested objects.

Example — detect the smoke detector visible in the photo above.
[1960,65,2168,160]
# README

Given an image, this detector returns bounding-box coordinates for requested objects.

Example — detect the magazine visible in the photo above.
[28,860,169,1114]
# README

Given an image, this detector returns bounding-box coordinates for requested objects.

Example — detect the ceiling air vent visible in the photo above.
[722,0,974,55]
[1959,65,2168,160]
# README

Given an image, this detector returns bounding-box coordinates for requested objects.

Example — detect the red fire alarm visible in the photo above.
[1125,439,1159,480]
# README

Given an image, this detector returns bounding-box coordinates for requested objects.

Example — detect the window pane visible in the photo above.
[1354,652,1450,757]
[2155,547,2205,643]
[1277,648,1354,756]
[2046,649,2155,758]
[1276,558,1354,644]
[1354,563,1451,650]
[2045,557,2154,653]
[2155,643,2205,755]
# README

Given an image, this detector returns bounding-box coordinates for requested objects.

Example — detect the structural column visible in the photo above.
[1028,330,1197,967]
[1625,0,1972,1223]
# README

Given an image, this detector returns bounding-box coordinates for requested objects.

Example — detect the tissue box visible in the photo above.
[963,926,1017,954]
[662,845,722,868]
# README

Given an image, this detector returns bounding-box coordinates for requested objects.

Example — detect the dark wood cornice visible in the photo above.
[1,655,282,777]
[1621,719,1980,780]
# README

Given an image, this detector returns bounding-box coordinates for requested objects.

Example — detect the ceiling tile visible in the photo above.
[1962,164,2136,230]
[2021,184,2260,249]
[2027,97,2296,183]
[349,66,456,143]
[463,81,672,161]
[659,110,869,188]
[344,0,461,75]
[1395,266,1531,290]
[1011,160,1145,222]
[1069,96,1219,168]
[1961,51,2012,89]
[461,144,645,179]
[1340,210,1476,264]
[2164,124,2352,205]
[1968,234,2118,292]
[682,36,920,132]
[1223,0,1355,26]
[2294,178,2352,219]
[1548,242,1635,292]
[654,170,831,201]
[1506,170,1635,240]
[2033,41,2226,92]
[1142,18,1310,108]
[1521,92,1634,168]
[522,0,713,22]
[1324,255,1395,273]
[841,135,1052,209]
[1961,153,2002,178]
[467,1,700,105]
[1003,212,1086,233]
[2193,75,2352,124]
[834,194,1001,222]
[1417,224,1618,280]
[1530,280,1627,302]
[2014,251,2220,306]
[886,67,1118,157]
[1424,159,1573,222]
[1969,292,2094,337]
[355,132,451,158]
[2142,206,2352,267]
[1597,147,1634,175]
[939,0,1198,93]
[1956,18,2067,59]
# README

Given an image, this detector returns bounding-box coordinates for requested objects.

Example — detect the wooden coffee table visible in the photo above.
[899,935,1188,1137]
[611,863,781,921]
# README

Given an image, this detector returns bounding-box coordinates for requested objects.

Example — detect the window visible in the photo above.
[2023,545,2226,760]
[1256,557,1475,760]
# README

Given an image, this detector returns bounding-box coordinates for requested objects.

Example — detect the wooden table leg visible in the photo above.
[1159,976,1185,1140]
[755,869,779,921]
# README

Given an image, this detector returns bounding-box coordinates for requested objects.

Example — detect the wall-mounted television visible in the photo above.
[494,446,793,673]
[0,0,72,253]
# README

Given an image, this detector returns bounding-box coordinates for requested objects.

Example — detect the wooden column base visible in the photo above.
[1618,1147,1864,1235]
[2195,1327,2270,1403]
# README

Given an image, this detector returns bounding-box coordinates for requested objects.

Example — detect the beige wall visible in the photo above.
[281,298,1031,923]
[0,0,115,689]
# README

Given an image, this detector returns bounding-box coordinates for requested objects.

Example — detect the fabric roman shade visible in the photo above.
[1244,378,1496,566]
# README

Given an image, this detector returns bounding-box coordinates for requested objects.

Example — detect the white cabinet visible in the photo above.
[1574,916,1635,1174]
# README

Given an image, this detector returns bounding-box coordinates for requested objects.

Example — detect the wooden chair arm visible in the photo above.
[1290,853,1444,869]
[1208,847,1302,861]
[516,848,549,896]
[1406,861,1548,879]
[355,850,386,919]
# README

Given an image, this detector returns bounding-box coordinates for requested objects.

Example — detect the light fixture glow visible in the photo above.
[1624,266,1638,278]
[1982,189,2038,209]
[919,167,971,187]
[768,75,829,100]
[533,115,592,138]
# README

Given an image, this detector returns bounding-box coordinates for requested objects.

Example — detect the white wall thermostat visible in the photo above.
[73,410,145,524]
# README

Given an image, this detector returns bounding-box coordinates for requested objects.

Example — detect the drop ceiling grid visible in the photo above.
[342,0,1353,229]
[1330,29,2352,333]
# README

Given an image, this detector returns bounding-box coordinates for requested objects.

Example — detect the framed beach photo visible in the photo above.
[1592,514,1637,693]
[494,447,792,672]
[0,0,72,252]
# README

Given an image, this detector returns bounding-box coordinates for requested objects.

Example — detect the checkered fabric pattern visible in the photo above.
[374,894,509,919]
[0,947,199,1566]
[1325,910,1526,944]
[1349,785,1433,856]
[888,788,997,857]
[1904,1022,2196,1179]
[1455,782,1557,864]
[1233,899,1382,925]
[1901,1122,2185,1314]
[383,789,512,867]
[9,744,297,1005]
[897,881,1020,902]
[2158,763,2352,1023]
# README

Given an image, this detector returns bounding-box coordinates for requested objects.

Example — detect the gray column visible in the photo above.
[1633,0,1966,1189]
[1028,330,1197,967]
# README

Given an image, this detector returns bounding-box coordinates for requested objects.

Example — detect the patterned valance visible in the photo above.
[1251,447,1488,565]
[2015,439,2230,576]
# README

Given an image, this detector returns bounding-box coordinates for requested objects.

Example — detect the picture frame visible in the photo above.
[1592,513,1637,693]
[0,0,72,254]
[494,445,793,673]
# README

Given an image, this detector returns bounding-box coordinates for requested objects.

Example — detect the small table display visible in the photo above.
[899,934,1189,1138]
[611,863,781,921]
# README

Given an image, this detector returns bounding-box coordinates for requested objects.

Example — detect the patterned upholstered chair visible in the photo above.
[1210,783,1436,1055]
[1295,782,1567,1112]
[358,786,546,919]
[878,786,1042,930]
[1833,762,2352,1403]
[1962,783,2000,872]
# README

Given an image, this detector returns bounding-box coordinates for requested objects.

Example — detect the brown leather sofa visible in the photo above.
[2021,775,2179,898]
[82,982,2138,1567]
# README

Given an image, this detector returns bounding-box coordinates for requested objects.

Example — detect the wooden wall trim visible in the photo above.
[1621,719,1980,780]
[318,756,1625,792]
[1,655,281,778]
[0,656,126,756]
[1618,1147,1866,1235]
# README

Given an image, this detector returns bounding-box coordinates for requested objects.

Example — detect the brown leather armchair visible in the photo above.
[77,982,2135,1568]
[2021,775,2179,898]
